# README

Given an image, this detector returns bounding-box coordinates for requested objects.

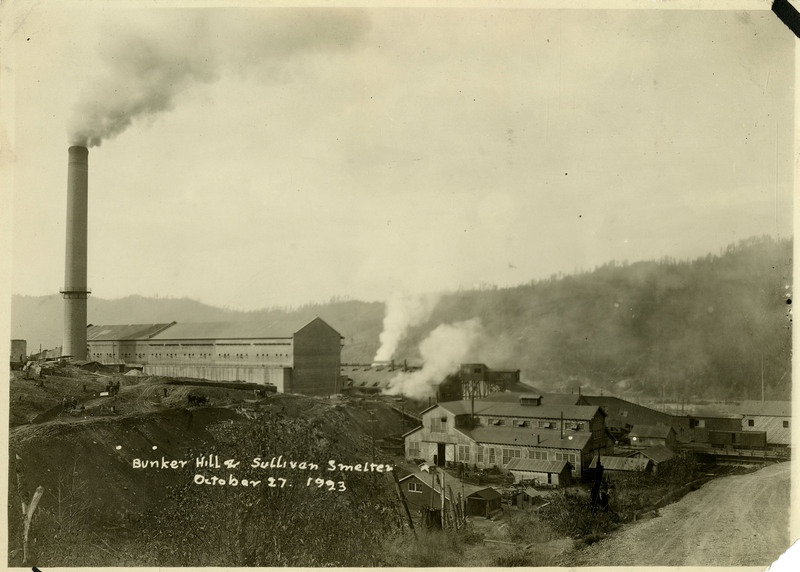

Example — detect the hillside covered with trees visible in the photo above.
[11,236,791,401]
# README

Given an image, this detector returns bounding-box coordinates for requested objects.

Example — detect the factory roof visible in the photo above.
[505,458,570,474]
[87,323,176,341]
[149,317,341,341]
[455,426,591,450]
[737,401,791,417]
[435,399,602,421]
[589,455,651,472]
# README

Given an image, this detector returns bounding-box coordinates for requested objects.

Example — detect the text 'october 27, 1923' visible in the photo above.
[130,453,394,491]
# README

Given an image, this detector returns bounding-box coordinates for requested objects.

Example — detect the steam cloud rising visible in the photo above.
[383,318,482,399]
[373,293,440,363]
[68,9,370,147]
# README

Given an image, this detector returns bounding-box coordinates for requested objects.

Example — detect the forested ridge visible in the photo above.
[12,235,791,401]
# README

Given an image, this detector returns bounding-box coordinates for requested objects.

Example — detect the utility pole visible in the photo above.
[368,410,377,463]
[402,395,406,435]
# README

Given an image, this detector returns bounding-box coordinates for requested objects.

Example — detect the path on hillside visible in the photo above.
[567,461,791,567]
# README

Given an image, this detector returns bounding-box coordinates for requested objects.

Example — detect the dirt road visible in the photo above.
[568,462,791,567]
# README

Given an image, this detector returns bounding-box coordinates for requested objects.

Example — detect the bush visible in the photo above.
[494,548,551,566]
[380,530,465,567]
[539,492,619,539]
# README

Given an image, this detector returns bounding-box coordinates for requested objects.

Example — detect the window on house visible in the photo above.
[477,447,484,464]
[538,421,553,429]
[408,442,420,457]
[783,420,789,428]
[502,448,521,465]
[458,445,470,462]
[748,419,755,427]
[529,450,548,460]
[513,420,529,428]
[408,482,423,493]
[430,416,447,433]
[488,448,496,464]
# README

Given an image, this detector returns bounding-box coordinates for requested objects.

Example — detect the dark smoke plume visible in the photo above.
[68,9,370,147]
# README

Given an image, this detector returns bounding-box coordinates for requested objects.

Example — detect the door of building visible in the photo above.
[437,443,446,467]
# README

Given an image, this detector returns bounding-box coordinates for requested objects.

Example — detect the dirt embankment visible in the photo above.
[566,461,791,567]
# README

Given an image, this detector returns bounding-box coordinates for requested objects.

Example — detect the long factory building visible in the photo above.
[85,317,343,396]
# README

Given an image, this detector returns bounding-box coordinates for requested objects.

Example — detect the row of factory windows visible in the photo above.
[429,416,591,434]
[97,352,290,359]
[486,417,588,431]
[408,442,578,467]
[746,418,789,428]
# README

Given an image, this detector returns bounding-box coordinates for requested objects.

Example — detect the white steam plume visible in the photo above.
[383,318,482,399]
[68,9,370,147]
[373,293,440,363]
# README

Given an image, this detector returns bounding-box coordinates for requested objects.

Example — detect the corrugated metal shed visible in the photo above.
[87,323,175,341]
[505,458,569,474]
[589,456,651,472]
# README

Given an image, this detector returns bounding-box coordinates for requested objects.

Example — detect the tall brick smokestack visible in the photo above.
[61,146,90,360]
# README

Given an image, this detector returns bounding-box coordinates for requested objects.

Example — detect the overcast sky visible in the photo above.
[2,1,794,311]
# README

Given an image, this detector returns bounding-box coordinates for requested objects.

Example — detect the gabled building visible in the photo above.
[739,401,791,447]
[465,487,502,517]
[626,444,675,475]
[86,317,343,396]
[628,425,678,450]
[398,472,449,515]
[403,395,611,478]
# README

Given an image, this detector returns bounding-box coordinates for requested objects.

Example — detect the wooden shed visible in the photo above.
[466,487,502,517]
[505,458,571,487]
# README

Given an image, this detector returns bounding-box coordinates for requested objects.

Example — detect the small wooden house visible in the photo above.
[628,424,678,450]
[505,458,571,487]
[466,487,502,517]
[626,445,675,475]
